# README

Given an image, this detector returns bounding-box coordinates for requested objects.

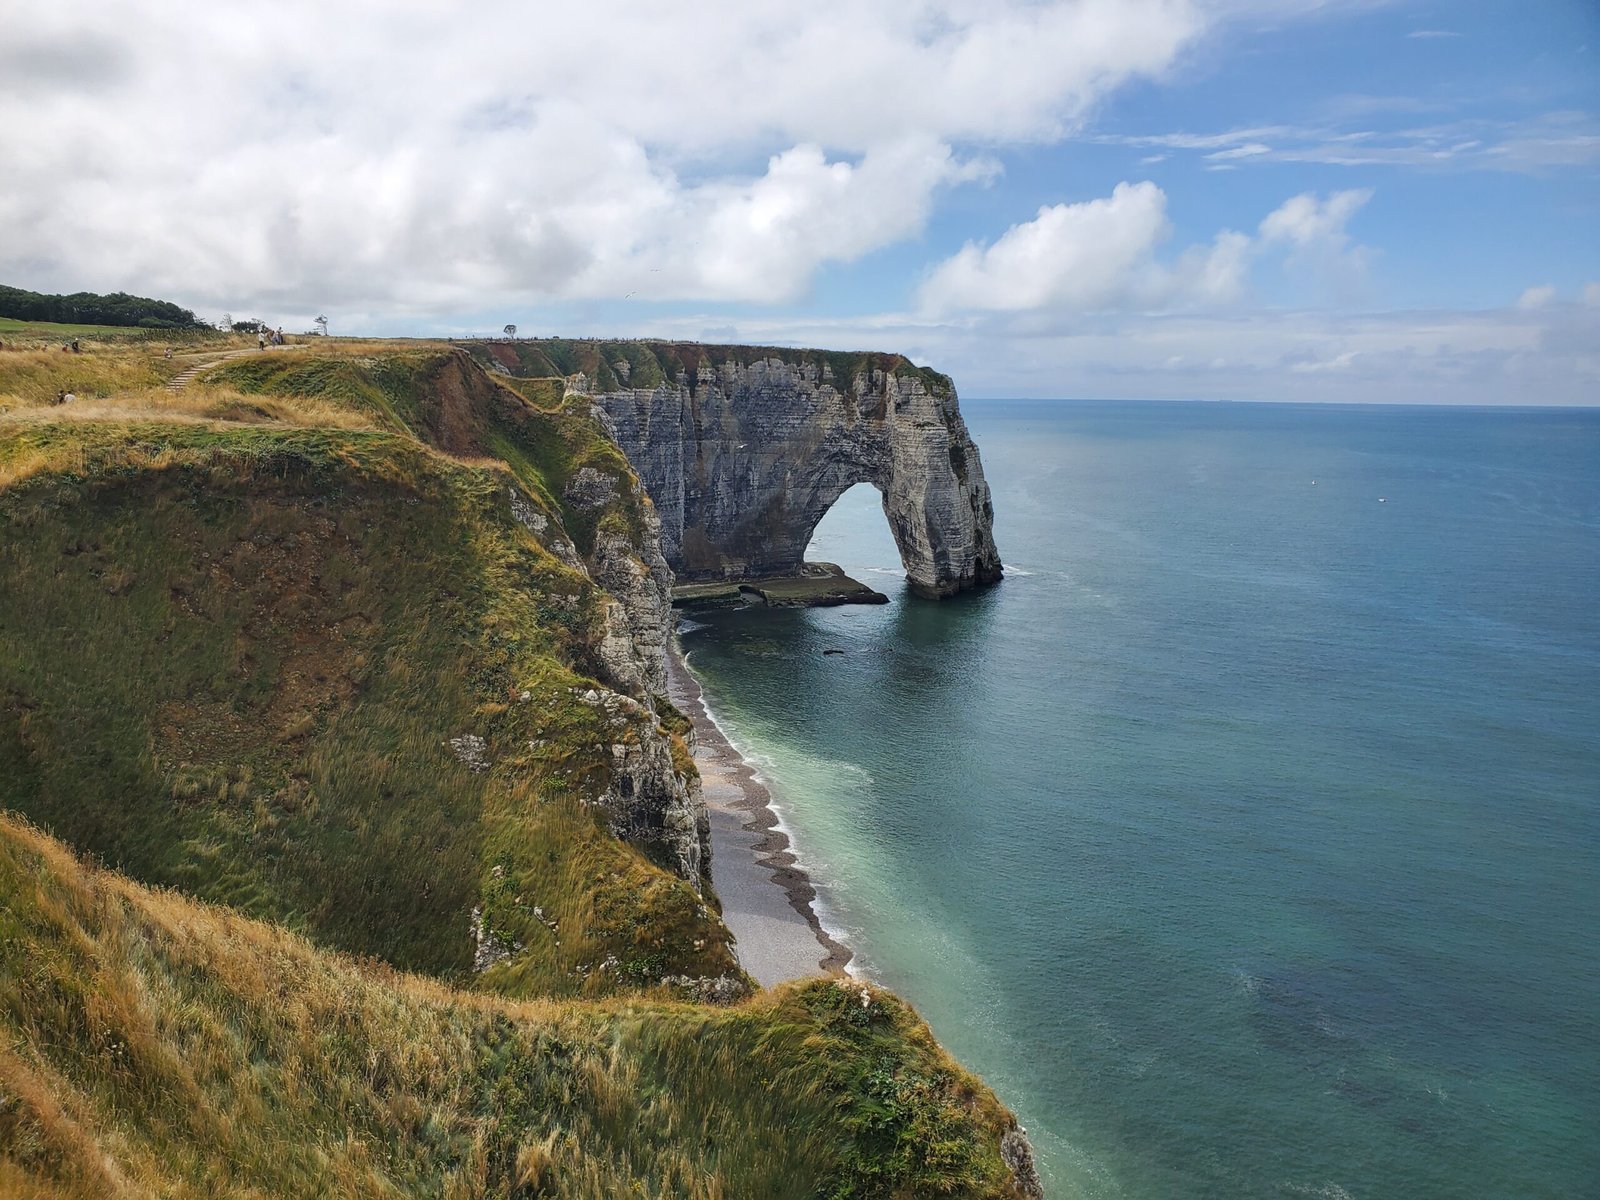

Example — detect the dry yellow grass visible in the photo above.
[0,813,1028,1199]
[0,381,382,432]
[0,347,174,408]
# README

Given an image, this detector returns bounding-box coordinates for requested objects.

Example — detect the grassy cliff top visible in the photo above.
[460,337,955,396]
[0,346,716,995]
[0,335,1031,1197]
[0,813,1029,1199]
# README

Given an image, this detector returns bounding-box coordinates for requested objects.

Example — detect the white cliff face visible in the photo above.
[487,343,1001,904]
[508,479,707,893]
[586,500,702,889]
[567,685,706,891]
[582,354,1002,598]
[555,470,673,699]
[589,514,672,698]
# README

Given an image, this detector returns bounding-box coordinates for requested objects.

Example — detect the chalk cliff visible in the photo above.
[471,341,1002,598]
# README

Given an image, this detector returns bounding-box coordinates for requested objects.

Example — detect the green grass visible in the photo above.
[0,420,733,995]
[0,315,225,347]
[0,814,1028,1199]
[0,316,153,340]
[0,339,1034,1196]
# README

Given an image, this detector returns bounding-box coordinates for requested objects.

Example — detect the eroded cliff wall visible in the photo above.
[499,344,1002,598]
[582,352,992,601]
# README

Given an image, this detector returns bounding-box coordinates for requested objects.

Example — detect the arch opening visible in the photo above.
[803,482,905,584]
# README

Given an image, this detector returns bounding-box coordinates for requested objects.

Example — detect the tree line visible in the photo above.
[0,283,208,329]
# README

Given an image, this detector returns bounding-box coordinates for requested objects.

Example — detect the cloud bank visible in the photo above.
[0,0,1202,313]
[919,184,1370,314]
[5,1,1591,405]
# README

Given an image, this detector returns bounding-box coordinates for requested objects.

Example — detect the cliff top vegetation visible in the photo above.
[0,283,210,331]
[0,811,1027,1198]
[0,331,1033,1196]
[462,337,955,397]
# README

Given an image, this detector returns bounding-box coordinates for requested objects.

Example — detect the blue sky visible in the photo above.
[776,0,1600,318]
[3,0,1596,402]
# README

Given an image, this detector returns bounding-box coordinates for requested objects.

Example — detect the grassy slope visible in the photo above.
[0,340,1032,1196]
[0,410,731,996]
[208,348,652,556]
[0,814,1027,1200]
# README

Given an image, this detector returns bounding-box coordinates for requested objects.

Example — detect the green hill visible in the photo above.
[0,340,1039,1197]
[0,813,1028,1198]
[0,360,728,995]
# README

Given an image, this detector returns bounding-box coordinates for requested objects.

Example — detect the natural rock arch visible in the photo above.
[578,347,1003,598]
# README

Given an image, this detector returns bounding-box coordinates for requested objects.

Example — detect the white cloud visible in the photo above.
[1407,29,1462,39]
[1288,348,1359,373]
[1094,113,1600,173]
[919,182,1179,313]
[918,183,1370,315]
[1257,189,1373,294]
[1174,230,1255,302]
[1258,188,1372,248]
[0,0,1206,316]
[1206,142,1274,160]
[1517,284,1558,310]
[1585,282,1600,307]
[1099,126,1293,151]
[566,137,997,304]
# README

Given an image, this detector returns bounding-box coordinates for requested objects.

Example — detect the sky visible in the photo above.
[2,0,1596,403]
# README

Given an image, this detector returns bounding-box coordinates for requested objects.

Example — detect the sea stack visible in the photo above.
[566,345,1003,598]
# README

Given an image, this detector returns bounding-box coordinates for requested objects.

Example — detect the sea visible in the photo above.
[676,399,1600,1199]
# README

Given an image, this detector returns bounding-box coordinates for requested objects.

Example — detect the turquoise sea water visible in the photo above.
[678,400,1600,1198]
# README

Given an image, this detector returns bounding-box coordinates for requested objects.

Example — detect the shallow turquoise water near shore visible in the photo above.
[679,400,1600,1197]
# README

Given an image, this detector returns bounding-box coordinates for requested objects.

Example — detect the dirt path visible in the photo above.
[164,345,297,392]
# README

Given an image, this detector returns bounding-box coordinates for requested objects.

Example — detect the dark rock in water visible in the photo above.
[823,648,846,656]
[1000,1127,1045,1200]
[581,345,1003,598]
[669,581,745,609]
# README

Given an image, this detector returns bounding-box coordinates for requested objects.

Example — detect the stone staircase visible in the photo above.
[164,346,285,392]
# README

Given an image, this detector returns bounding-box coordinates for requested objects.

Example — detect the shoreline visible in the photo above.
[667,642,853,984]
